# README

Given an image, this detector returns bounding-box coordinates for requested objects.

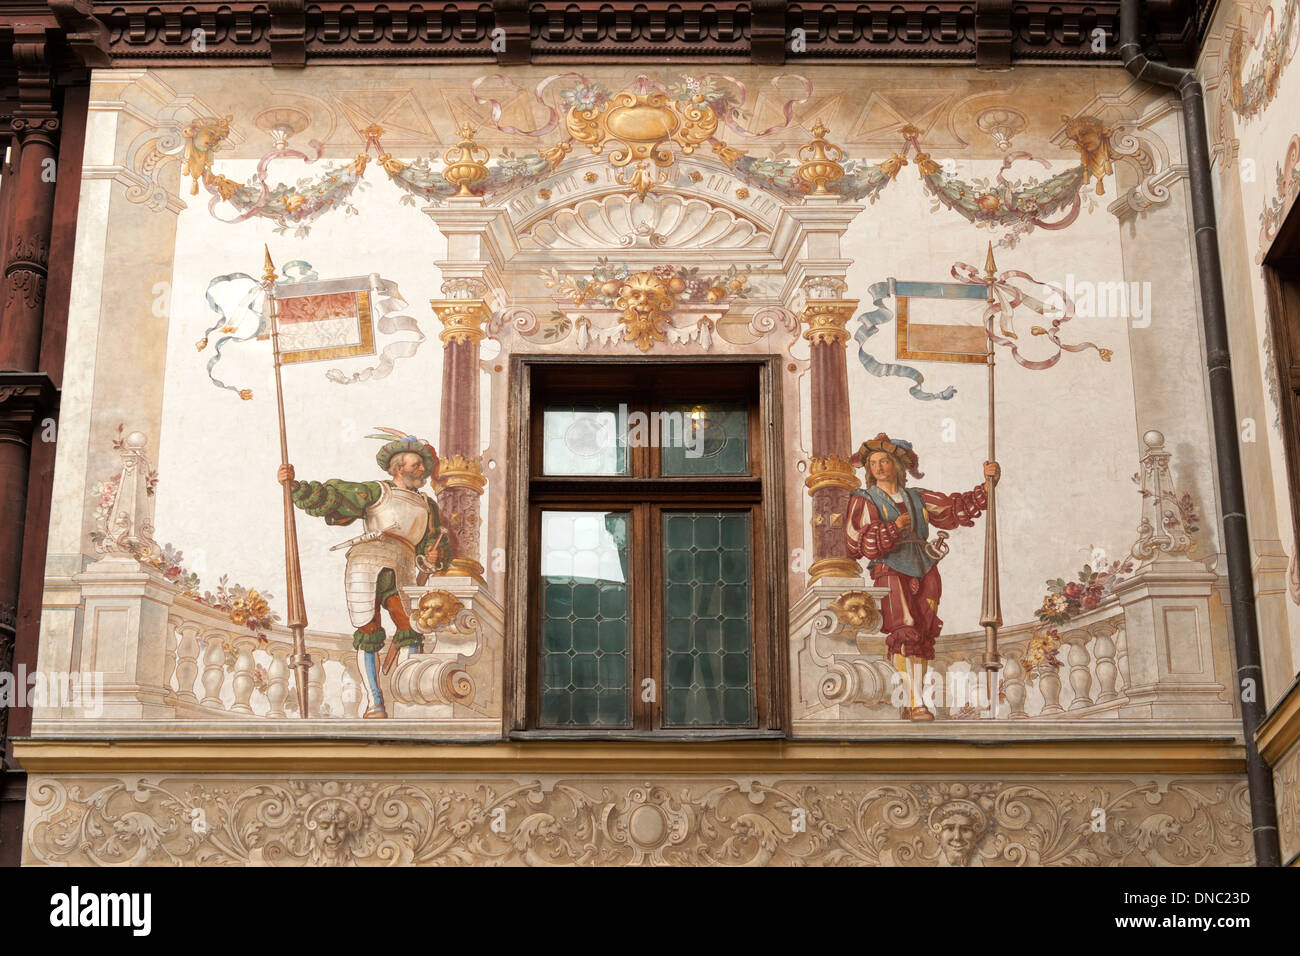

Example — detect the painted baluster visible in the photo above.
[340,655,362,718]
[266,647,289,719]
[1002,655,1027,718]
[1066,639,1094,710]
[200,636,227,710]
[163,616,180,697]
[230,641,256,714]
[1036,664,1064,716]
[1114,627,1129,695]
[174,622,202,703]
[1092,630,1119,704]
[307,657,326,717]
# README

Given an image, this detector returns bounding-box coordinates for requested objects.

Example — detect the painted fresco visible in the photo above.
[35,64,1241,730]
[1200,0,1300,703]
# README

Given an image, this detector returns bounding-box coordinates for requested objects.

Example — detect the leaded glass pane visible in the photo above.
[660,403,749,476]
[542,405,627,475]
[540,511,631,727]
[661,511,753,726]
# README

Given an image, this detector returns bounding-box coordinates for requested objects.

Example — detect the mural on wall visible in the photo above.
[1223,0,1298,122]
[1258,132,1300,260]
[178,73,1138,251]
[37,64,1238,731]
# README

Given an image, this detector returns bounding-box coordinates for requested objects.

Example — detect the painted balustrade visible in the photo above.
[165,593,360,719]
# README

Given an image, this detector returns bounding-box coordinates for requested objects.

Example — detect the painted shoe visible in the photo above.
[908,705,935,722]
[362,707,389,719]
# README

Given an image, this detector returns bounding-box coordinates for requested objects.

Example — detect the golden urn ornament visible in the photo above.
[442,124,490,197]
[797,121,846,196]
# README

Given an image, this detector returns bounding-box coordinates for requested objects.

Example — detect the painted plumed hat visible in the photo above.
[851,433,924,480]
[368,427,439,481]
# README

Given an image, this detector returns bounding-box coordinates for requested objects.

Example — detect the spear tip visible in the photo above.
[262,245,276,284]
[984,241,997,281]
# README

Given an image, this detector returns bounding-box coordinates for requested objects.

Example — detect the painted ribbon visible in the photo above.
[697,73,813,138]
[852,279,958,402]
[470,72,593,136]
[949,262,1111,370]
[324,274,425,385]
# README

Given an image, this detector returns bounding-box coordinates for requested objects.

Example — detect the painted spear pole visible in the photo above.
[979,241,1003,718]
[263,246,313,718]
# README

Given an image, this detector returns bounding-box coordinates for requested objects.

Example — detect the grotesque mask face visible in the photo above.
[932,806,985,865]
[307,800,360,862]
[832,591,876,630]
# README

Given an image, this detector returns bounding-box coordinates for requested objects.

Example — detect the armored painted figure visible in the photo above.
[278,429,452,718]
[844,433,999,722]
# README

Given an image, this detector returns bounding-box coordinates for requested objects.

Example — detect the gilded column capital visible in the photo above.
[799,300,858,346]
[437,454,487,493]
[430,299,492,346]
[804,455,860,493]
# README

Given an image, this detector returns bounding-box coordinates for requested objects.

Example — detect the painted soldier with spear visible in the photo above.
[845,434,1000,721]
[278,429,452,718]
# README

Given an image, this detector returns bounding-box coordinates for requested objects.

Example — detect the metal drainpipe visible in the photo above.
[1118,0,1280,866]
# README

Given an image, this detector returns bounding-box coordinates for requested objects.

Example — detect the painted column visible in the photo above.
[421,126,519,584]
[801,282,861,582]
[786,122,864,583]
[430,288,490,580]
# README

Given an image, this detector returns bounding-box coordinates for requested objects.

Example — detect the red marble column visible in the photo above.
[430,298,489,579]
[801,298,862,581]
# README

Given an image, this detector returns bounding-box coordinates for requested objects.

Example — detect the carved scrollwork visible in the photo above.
[23,775,1253,867]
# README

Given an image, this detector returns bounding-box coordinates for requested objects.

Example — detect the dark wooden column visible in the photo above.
[0,29,62,761]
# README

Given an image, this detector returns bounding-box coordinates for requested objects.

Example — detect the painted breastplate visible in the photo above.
[363,481,431,551]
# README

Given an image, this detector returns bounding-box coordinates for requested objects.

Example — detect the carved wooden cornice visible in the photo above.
[0,2,1210,72]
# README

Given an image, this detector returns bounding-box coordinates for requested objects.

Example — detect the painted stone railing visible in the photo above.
[38,427,502,727]
[166,593,361,719]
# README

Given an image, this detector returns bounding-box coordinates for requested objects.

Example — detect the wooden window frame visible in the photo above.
[1264,202,1300,573]
[504,355,789,738]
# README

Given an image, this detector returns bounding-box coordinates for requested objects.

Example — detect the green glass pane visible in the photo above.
[572,583,599,618]
[572,690,598,724]
[694,550,720,581]
[720,550,747,584]
[660,404,749,476]
[541,692,571,726]
[723,689,751,724]
[572,619,598,652]
[666,619,691,652]
[543,405,627,475]
[661,510,753,727]
[665,515,693,549]
[540,511,631,728]
[598,619,626,652]
[720,515,748,549]
[694,618,722,652]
